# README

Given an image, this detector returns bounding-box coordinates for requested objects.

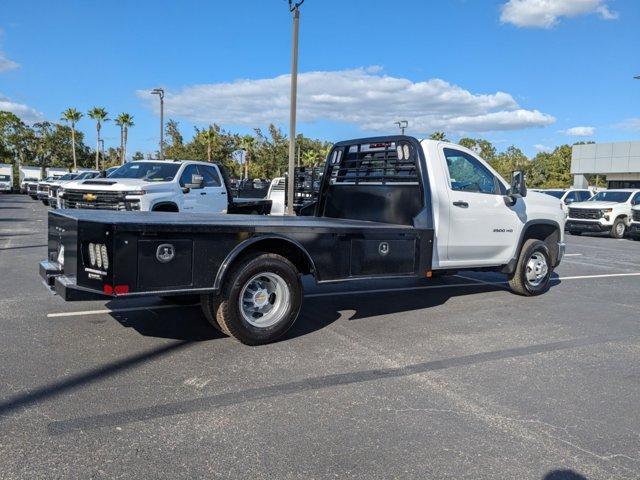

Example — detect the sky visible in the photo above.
[0,0,639,158]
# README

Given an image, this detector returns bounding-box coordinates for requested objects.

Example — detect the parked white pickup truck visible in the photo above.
[42,137,566,345]
[566,189,640,238]
[58,160,271,214]
[628,202,640,240]
[49,171,100,208]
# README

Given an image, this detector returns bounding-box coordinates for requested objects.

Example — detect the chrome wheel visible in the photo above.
[239,272,290,328]
[615,222,625,236]
[525,252,548,287]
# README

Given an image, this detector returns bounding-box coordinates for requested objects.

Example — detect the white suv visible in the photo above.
[566,189,640,238]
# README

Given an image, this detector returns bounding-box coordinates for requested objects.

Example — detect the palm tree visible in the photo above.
[115,113,134,164]
[239,135,255,179]
[61,108,83,170]
[87,107,109,170]
[201,125,217,162]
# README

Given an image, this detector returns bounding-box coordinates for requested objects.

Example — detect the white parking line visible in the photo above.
[564,253,583,256]
[46,304,184,318]
[46,271,640,318]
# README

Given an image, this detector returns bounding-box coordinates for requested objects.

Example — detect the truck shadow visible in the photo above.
[104,274,561,343]
[107,304,225,342]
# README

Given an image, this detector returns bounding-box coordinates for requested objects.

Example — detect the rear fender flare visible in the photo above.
[213,234,317,290]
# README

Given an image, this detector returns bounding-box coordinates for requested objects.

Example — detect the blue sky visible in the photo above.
[0,0,639,157]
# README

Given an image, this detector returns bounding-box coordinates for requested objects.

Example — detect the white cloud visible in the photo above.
[534,143,552,152]
[138,67,555,134]
[0,52,18,72]
[500,0,618,28]
[564,126,595,136]
[616,118,640,131]
[0,93,43,123]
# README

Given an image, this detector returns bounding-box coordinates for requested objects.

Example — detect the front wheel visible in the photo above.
[508,239,552,296]
[201,253,302,345]
[610,218,626,239]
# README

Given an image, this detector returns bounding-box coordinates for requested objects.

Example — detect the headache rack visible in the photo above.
[329,141,418,185]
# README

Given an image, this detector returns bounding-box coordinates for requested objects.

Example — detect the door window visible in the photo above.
[201,165,222,187]
[179,165,200,187]
[564,191,578,203]
[443,148,499,194]
[578,191,592,201]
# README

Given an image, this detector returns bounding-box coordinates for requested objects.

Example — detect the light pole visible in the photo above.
[394,120,408,135]
[151,88,165,160]
[286,0,304,215]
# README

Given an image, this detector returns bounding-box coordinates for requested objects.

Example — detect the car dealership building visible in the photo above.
[572,141,640,189]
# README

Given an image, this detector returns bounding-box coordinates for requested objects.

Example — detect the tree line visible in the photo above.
[0,109,597,187]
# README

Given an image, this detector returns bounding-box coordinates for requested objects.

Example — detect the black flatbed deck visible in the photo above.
[51,209,414,233]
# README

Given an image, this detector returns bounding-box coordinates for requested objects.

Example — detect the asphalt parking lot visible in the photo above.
[1,193,639,479]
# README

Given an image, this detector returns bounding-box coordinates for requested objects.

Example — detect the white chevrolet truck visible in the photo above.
[627,200,640,240]
[566,189,640,238]
[58,160,271,214]
[43,137,566,345]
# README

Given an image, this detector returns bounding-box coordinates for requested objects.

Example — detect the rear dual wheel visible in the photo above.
[201,253,302,345]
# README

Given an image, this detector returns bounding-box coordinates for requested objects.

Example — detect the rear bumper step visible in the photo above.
[39,260,108,301]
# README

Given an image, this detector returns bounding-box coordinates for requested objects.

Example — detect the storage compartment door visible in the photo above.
[137,239,193,289]
[350,238,416,276]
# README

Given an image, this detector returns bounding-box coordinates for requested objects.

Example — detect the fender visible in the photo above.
[502,219,562,274]
[213,234,317,290]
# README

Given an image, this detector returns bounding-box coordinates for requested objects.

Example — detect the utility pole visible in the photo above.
[394,120,408,135]
[151,88,165,160]
[287,0,304,215]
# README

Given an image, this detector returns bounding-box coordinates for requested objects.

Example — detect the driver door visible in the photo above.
[442,147,520,265]
[178,165,202,211]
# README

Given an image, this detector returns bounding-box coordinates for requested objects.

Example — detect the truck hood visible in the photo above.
[569,201,621,209]
[63,178,171,192]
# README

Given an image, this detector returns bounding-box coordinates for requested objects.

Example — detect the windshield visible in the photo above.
[541,190,564,199]
[0,175,10,181]
[24,177,37,182]
[588,191,632,203]
[109,162,180,181]
[58,173,78,181]
[75,171,97,180]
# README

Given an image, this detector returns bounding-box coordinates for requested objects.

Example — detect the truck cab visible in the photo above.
[41,136,565,345]
[566,189,640,238]
[57,160,271,214]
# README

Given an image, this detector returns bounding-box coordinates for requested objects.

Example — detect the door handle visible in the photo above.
[453,201,469,208]
[200,192,207,195]
[220,191,227,195]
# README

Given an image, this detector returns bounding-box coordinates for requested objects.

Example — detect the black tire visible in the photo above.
[568,230,581,236]
[202,252,302,345]
[508,239,552,296]
[160,294,200,305]
[41,199,49,206]
[610,218,626,239]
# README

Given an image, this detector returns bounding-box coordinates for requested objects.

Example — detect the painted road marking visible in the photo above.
[564,253,583,256]
[46,271,640,318]
[47,304,183,318]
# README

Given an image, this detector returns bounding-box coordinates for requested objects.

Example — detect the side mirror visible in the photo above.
[509,170,527,198]
[504,170,526,206]
[185,174,204,189]
[565,197,575,204]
